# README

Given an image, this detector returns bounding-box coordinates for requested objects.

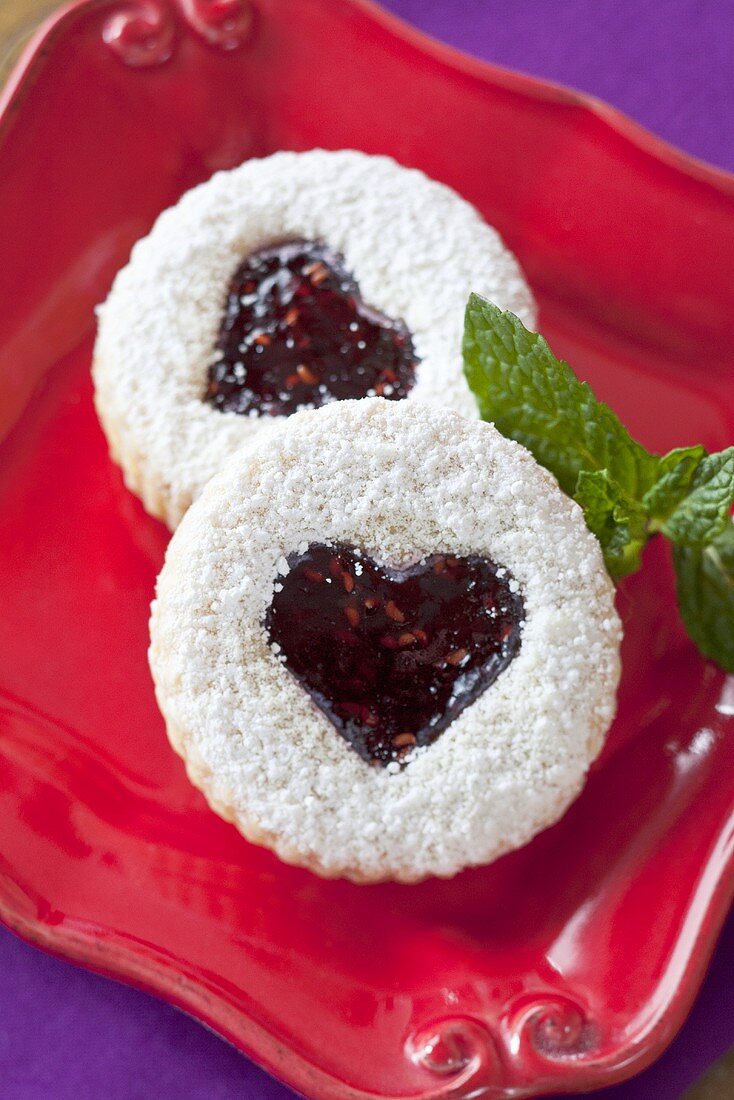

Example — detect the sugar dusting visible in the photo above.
[149,400,621,883]
[94,149,535,528]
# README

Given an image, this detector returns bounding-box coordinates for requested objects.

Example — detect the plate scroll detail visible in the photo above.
[102,0,254,64]
[406,1018,502,1098]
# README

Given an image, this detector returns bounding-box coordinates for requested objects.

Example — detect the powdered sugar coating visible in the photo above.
[149,399,621,883]
[94,149,535,528]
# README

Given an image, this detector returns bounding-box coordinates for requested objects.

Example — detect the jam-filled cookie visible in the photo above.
[94,149,535,528]
[149,399,621,883]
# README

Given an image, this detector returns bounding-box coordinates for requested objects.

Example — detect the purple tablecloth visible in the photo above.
[2,2,732,1097]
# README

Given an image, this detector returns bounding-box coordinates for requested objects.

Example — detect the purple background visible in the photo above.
[2,2,733,1098]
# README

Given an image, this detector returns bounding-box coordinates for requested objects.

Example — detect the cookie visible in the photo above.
[94,149,535,528]
[149,399,621,883]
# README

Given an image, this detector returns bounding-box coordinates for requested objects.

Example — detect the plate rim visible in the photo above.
[1,683,732,1098]
[1,2,733,1098]
[3,0,734,196]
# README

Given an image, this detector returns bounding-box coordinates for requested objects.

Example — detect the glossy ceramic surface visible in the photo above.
[0,2,733,1097]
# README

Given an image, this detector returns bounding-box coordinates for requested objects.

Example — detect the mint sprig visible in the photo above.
[463,294,734,672]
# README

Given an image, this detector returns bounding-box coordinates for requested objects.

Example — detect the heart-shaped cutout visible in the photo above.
[265,544,524,766]
[205,240,418,416]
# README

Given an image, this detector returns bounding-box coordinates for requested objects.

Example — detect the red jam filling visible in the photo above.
[265,544,524,766]
[205,240,418,416]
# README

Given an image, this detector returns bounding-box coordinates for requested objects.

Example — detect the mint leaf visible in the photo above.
[575,471,649,580]
[662,447,734,546]
[673,522,734,671]
[643,445,706,522]
[463,295,659,499]
[463,294,659,579]
[462,295,734,673]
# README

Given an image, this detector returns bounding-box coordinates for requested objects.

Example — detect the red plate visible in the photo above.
[1,2,733,1097]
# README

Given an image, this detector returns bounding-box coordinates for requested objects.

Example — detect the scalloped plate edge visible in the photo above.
[1,3,733,1097]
